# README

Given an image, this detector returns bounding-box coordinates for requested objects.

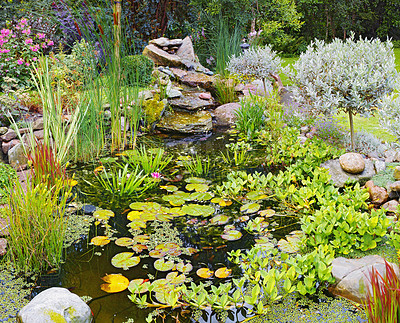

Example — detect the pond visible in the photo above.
[29,131,365,323]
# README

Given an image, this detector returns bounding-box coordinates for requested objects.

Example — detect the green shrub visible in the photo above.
[122,55,154,86]
[0,163,17,204]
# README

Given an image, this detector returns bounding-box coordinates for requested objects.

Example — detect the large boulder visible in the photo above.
[181,72,214,90]
[365,180,389,205]
[143,44,183,67]
[169,92,215,111]
[157,110,212,134]
[8,143,28,170]
[213,103,241,127]
[321,158,375,188]
[176,36,195,62]
[329,256,400,303]
[339,153,365,174]
[17,287,92,323]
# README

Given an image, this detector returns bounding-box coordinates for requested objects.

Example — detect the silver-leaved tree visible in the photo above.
[290,35,398,150]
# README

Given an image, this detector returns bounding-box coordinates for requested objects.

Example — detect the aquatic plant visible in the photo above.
[122,54,154,86]
[220,141,251,166]
[364,261,400,322]
[234,94,266,140]
[182,154,211,176]
[5,178,72,273]
[214,76,237,105]
[123,146,172,174]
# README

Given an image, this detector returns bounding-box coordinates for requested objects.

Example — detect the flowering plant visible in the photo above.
[0,17,54,89]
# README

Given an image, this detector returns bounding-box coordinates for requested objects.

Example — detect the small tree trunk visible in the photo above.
[349,110,355,151]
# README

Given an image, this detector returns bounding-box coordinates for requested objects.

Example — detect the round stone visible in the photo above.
[339,153,365,174]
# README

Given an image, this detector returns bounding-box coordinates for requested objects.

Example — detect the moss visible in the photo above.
[43,309,67,323]
[142,95,165,126]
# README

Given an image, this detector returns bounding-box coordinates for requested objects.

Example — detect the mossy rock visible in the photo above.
[156,110,212,134]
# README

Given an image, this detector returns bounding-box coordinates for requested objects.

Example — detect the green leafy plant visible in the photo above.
[0,163,17,204]
[234,94,266,139]
[123,146,172,174]
[122,55,154,86]
[214,76,237,104]
[182,154,211,176]
[220,141,251,166]
[5,178,72,273]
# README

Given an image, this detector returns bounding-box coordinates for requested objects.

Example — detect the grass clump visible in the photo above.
[0,163,17,204]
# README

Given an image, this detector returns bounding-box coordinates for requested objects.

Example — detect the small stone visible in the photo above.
[181,72,214,90]
[81,204,96,215]
[162,46,169,51]
[8,143,29,170]
[365,180,389,205]
[381,199,399,214]
[0,127,7,136]
[234,83,245,92]
[176,36,195,62]
[0,238,7,256]
[149,37,171,47]
[385,149,397,163]
[300,126,309,134]
[33,130,44,140]
[199,92,212,100]
[394,166,400,180]
[170,68,188,79]
[1,129,17,142]
[339,153,365,174]
[388,181,400,192]
[374,160,386,174]
[32,118,44,130]
[2,139,20,154]
[213,103,241,127]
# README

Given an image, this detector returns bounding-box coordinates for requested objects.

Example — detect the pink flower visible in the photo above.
[151,172,161,179]
[17,59,24,65]
[25,62,30,66]
[29,44,39,52]
[32,57,37,61]
[41,42,47,48]
[37,33,45,39]
[20,18,28,25]
[0,49,10,54]
[47,40,54,46]
[25,38,33,45]
[22,29,31,35]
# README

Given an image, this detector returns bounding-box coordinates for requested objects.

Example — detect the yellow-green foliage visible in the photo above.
[142,95,165,126]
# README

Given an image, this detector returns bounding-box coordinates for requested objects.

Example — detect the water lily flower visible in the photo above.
[151,172,161,179]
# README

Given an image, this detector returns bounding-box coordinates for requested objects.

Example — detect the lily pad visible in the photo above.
[134,235,149,243]
[186,183,209,192]
[93,209,115,220]
[131,244,148,253]
[155,242,179,252]
[111,252,140,270]
[196,268,214,279]
[181,204,215,217]
[215,267,232,279]
[154,258,174,272]
[184,247,199,255]
[162,195,186,206]
[224,224,236,232]
[151,279,173,293]
[259,209,276,217]
[185,177,207,184]
[210,214,230,225]
[240,203,260,214]
[160,185,178,192]
[246,191,268,201]
[221,230,242,241]
[190,192,214,201]
[91,236,110,246]
[127,219,147,230]
[115,237,134,247]
[99,157,117,164]
[238,215,249,222]
[278,235,301,253]
[149,250,167,258]
[176,262,193,273]
[101,274,129,293]
[128,279,151,294]
[166,271,186,285]
[129,202,161,211]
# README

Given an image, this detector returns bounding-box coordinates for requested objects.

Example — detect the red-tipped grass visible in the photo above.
[364,261,400,322]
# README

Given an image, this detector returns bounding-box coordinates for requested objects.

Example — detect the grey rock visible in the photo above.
[213,103,241,127]
[374,160,386,174]
[32,118,44,131]
[329,255,400,303]
[149,37,171,47]
[388,181,400,192]
[176,36,195,62]
[17,287,92,323]
[8,143,28,170]
[157,110,212,134]
[385,149,398,163]
[33,130,44,140]
[1,129,17,142]
[143,44,182,67]
[0,218,9,236]
[138,90,154,101]
[321,158,375,188]
[169,92,215,111]
[381,199,399,213]
[170,68,188,79]
[166,88,182,99]
[2,139,20,154]
[0,127,8,136]
[181,72,214,90]
[158,66,174,78]
[339,153,365,174]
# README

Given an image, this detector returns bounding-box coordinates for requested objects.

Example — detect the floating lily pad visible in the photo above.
[140,212,156,222]
[259,209,276,217]
[131,244,148,253]
[196,268,214,279]
[221,230,242,241]
[176,262,193,273]
[184,247,199,255]
[127,211,142,221]
[149,250,167,258]
[224,224,236,231]
[238,215,249,222]
[134,235,149,243]
[99,157,117,164]
[246,191,268,201]
[128,219,147,230]
[154,258,174,272]
[101,274,129,293]
[93,209,115,220]
[128,279,151,294]
[181,204,215,217]
[156,213,174,222]
[115,237,134,247]
[162,195,185,206]
[186,183,209,192]
[185,177,207,184]
[210,214,230,225]
[129,202,161,211]
[211,197,233,207]
[215,267,232,279]
[190,192,214,201]
[111,252,140,270]
[278,236,301,253]
[166,271,186,285]
[151,279,173,293]
[160,185,178,192]
[155,242,179,251]
[240,203,260,214]
[91,236,110,246]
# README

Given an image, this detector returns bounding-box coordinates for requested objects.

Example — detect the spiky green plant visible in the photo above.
[123,146,172,174]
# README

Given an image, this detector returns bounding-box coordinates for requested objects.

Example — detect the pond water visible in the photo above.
[29,131,364,323]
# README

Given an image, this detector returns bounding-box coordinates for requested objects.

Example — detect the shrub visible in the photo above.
[0,17,55,90]
[291,35,398,149]
[122,55,154,86]
[235,94,266,139]
[379,93,400,142]
[0,163,17,204]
